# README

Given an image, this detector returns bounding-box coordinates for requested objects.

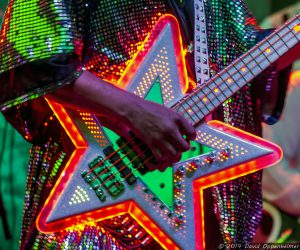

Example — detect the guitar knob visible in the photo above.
[205,151,217,163]
[175,166,185,176]
[221,146,231,158]
[175,214,184,224]
[151,196,157,202]
[187,160,199,171]
[174,199,184,209]
[174,181,183,192]
[167,211,173,217]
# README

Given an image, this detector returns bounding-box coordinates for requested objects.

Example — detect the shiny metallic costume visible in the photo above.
[0,0,289,249]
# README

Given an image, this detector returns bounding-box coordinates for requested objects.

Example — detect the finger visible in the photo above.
[157,152,181,172]
[168,130,190,152]
[148,141,180,172]
[161,141,178,159]
[178,117,196,140]
[157,162,169,172]
[151,140,177,163]
[151,147,164,162]
[171,152,182,164]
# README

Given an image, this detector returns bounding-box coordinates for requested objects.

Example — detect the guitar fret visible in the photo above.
[270,33,288,55]
[203,81,220,102]
[274,33,290,55]
[200,85,219,104]
[187,98,203,121]
[195,89,215,116]
[278,21,299,47]
[256,46,273,65]
[237,56,255,81]
[254,47,272,69]
[194,90,211,114]
[181,101,198,124]
[265,39,281,60]
[242,54,260,76]
[185,98,203,121]
[214,77,234,96]
[231,60,252,83]
[187,96,206,121]
[225,65,241,84]
[247,52,265,73]
[205,80,227,107]
[214,73,234,100]
[268,34,285,53]
[230,63,247,89]
[291,31,300,49]
[281,27,298,49]
[247,46,260,60]
[201,85,212,95]
[174,104,185,116]
[290,24,300,44]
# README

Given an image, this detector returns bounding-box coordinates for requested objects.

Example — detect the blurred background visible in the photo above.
[0,0,299,249]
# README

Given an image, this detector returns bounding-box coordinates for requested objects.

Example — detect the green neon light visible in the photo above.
[7,0,74,60]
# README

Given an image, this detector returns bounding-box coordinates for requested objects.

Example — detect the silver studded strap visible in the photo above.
[194,0,210,86]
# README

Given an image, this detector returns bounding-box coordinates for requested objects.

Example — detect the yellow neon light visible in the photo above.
[293,24,300,33]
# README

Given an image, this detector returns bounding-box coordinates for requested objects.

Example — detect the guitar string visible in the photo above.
[88,138,147,184]
[172,16,300,124]
[83,16,300,190]
[90,137,158,192]
[86,134,142,175]
[107,141,182,192]
[173,15,299,115]
[173,18,300,124]
[183,18,299,121]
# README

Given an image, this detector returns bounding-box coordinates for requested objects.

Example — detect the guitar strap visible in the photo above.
[167,0,210,87]
[193,0,210,86]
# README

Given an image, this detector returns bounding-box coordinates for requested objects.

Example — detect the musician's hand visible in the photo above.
[49,70,196,171]
[122,97,196,171]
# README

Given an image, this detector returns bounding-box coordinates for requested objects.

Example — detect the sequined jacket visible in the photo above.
[0,0,291,248]
[0,0,289,141]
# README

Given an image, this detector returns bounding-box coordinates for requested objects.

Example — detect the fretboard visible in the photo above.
[173,14,300,126]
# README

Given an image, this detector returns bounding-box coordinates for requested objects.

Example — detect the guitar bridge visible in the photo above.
[117,137,150,175]
[103,146,136,185]
[82,154,126,200]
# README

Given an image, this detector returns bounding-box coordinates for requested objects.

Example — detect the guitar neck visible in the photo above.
[173,14,300,126]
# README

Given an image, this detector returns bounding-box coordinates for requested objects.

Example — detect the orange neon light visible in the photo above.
[117,14,189,94]
[193,120,282,250]
[38,15,186,249]
[38,15,282,250]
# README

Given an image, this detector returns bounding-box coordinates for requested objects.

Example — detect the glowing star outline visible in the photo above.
[37,15,282,250]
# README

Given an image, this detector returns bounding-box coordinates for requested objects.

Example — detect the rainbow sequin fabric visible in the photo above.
[0,0,288,249]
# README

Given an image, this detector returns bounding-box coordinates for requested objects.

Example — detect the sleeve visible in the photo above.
[0,0,85,111]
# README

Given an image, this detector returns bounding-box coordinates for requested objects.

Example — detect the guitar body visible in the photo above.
[37,15,283,249]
